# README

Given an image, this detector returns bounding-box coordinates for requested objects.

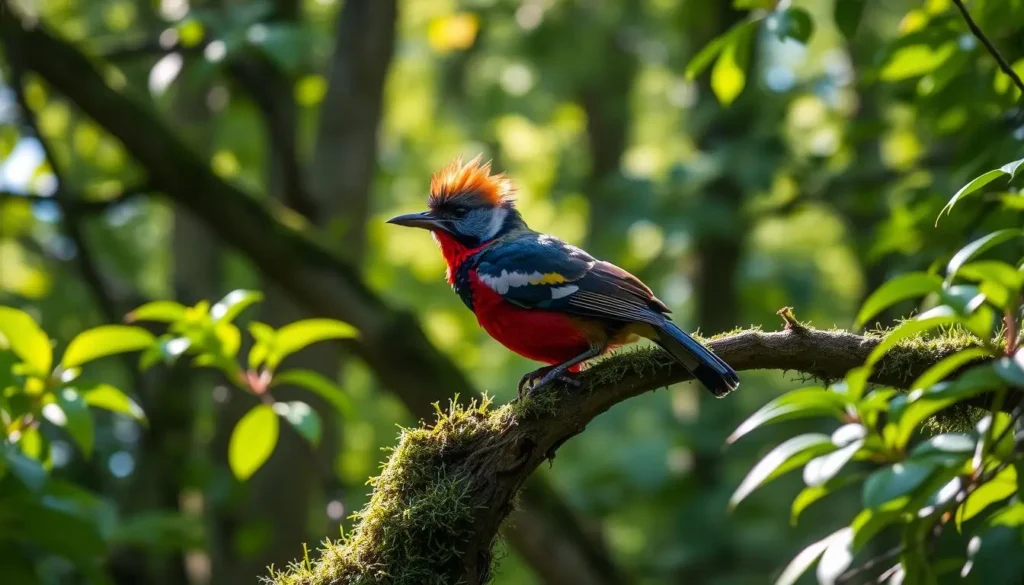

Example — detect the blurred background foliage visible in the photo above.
[0,0,1023,583]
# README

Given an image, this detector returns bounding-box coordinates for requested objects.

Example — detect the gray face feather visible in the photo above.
[453,206,509,243]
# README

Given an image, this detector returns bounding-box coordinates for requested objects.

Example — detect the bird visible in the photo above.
[387,156,739,398]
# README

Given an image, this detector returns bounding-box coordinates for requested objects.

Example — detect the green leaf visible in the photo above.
[685,20,758,81]
[851,497,908,550]
[771,7,814,44]
[1000,157,1024,178]
[266,319,357,370]
[938,169,1008,221]
[803,440,863,488]
[834,0,864,40]
[855,272,942,328]
[47,388,95,458]
[964,503,1024,585]
[61,325,155,369]
[865,306,960,367]
[126,300,187,323]
[816,527,854,585]
[881,43,955,81]
[909,347,991,392]
[956,465,1016,531]
[939,285,986,316]
[993,353,1024,387]
[274,401,321,447]
[0,306,52,375]
[947,229,1024,284]
[711,23,755,106]
[4,444,47,491]
[863,461,935,508]
[728,387,847,444]
[271,369,352,418]
[791,474,864,526]
[909,433,976,466]
[83,384,146,423]
[775,529,847,585]
[228,405,279,480]
[958,261,1023,293]
[730,433,835,509]
[210,289,263,323]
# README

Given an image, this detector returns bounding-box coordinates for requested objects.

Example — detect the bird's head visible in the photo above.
[387,156,525,249]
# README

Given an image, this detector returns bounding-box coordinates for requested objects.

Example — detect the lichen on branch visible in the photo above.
[268,325,991,585]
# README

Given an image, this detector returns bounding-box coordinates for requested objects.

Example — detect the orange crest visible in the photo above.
[428,155,514,208]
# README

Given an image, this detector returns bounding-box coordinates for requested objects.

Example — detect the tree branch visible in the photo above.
[0,186,150,214]
[952,0,1024,97]
[268,325,990,585]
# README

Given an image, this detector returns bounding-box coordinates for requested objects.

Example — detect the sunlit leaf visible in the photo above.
[60,325,155,369]
[274,401,321,447]
[728,387,847,443]
[730,433,835,509]
[855,272,942,328]
[938,170,1007,222]
[1000,157,1024,179]
[956,465,1016,531]
[126,300,187,323]
[851,497,907,550]
[266,319,357,370]
[803,440,863,488]
[881,43,955,81]
[228,405,279,480]
[791,474,864,526]
[215,322,241,359]
[0,306,52,374]
[816,527,854,585]
[210,289,263,323]
[83,384,146,423]
[865,306,960,367]
[863,461,935,508]
[685,20,758,80]
[909,433,976,466]
[271,369,352,418]
[946,229,1024,284]
[775,528,847,585]
[711,23,754,106]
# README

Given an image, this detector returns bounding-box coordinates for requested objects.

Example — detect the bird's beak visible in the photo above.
[386,210,448,232]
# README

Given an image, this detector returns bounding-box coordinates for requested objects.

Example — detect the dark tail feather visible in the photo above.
[652,319,739,397]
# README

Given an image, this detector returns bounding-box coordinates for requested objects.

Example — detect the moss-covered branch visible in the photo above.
[269,325,990,585]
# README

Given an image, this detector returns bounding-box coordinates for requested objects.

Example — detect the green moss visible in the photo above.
[268,397,509,585]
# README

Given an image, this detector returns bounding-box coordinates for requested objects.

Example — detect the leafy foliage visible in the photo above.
[730,164,1024,584]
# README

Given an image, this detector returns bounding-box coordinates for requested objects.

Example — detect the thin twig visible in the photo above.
[836,545,903,584]
[952,0,1024,97]
[8,62,120,323]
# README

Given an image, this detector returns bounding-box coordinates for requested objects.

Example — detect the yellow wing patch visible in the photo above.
[533,272,570,284]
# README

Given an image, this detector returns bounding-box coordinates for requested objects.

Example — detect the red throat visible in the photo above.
[432,231,484,284]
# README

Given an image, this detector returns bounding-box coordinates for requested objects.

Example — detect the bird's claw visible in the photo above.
[517,368,580,400]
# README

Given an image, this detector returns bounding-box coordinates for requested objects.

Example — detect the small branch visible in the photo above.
[0,187,150,214]
[952,0,1024,97]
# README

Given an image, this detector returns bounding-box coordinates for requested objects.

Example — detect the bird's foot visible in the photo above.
[517,367,580,400]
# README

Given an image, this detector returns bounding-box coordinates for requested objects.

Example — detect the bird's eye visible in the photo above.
[452,207,469,218]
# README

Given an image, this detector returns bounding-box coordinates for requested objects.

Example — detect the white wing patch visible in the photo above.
[478,270,546,294]
[550,285,579,299]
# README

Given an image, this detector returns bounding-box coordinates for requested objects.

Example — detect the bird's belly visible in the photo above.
[470,283,598,367]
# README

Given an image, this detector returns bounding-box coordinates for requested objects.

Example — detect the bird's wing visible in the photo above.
[474,234,670,323]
